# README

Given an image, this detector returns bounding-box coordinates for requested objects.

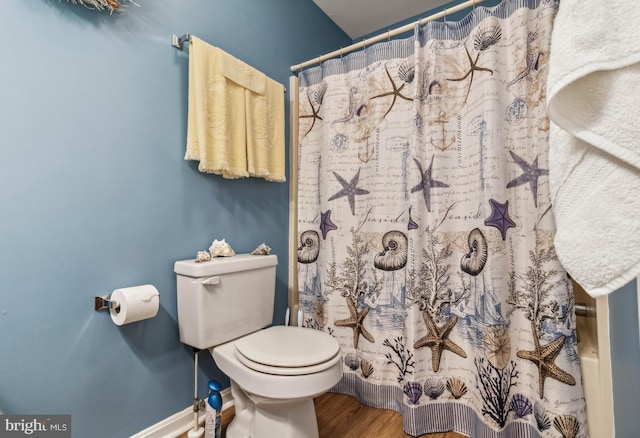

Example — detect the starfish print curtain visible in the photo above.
[295,0,587,436]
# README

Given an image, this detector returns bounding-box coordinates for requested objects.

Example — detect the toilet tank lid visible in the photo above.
[174,254,278,277]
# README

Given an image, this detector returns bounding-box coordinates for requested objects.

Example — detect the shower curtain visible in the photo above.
[296,0,587,436]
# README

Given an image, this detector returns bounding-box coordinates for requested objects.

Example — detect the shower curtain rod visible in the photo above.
[290,0,486,72]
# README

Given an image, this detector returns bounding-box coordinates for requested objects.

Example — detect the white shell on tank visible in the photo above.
[208,238,236,257]
[175,254,278,349]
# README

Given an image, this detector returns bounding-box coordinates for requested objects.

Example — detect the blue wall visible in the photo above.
[0,1,349,436]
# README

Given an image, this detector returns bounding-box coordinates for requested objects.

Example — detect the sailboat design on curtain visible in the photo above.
[296,0,587,436]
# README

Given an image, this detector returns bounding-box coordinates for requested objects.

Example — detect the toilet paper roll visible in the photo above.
[109,284,160,326]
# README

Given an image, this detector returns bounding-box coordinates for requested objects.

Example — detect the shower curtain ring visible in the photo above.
[443,8,448,23]
[387,30,391,42]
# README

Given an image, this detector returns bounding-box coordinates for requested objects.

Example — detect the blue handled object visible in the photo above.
[207,380,222,411]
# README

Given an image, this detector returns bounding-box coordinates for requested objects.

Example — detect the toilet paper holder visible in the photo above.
[95,295,121,313]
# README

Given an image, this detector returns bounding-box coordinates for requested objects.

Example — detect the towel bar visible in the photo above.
[172,33,286,93]
[171,33,191,50]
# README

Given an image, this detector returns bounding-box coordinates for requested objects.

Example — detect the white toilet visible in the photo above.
[174,254,342,438]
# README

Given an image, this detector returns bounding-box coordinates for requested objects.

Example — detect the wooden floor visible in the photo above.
[315,393,466,438]
[179,392,466,438]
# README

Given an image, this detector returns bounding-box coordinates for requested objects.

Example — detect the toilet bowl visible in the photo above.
[174,254,343,438]
[211,326,342,438]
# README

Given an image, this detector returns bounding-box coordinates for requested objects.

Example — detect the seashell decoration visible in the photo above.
[403,381,423,405]
[460,228,488,276]
[331,134,348,152]
[398,58,416,84]
[360,359,374,379]
[423,378,445,400]
[553,415,580,438]
[313,80,328,105]
[374,230,408,271]
[250,243,271,255]
[195,251,211,263]
[209,239,236,257]
[534,402,551,431]
[445,378,468,399]
[484,325,511,370]
[298,230,320,263]
[510,393,533,418]
[344,351,361,371]
[474,20,502,52]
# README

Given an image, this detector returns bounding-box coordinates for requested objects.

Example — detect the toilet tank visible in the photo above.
[174,254,277,350]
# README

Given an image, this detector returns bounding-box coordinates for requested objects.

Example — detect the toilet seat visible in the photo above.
[234,326,341,376]
[235,349,342,376]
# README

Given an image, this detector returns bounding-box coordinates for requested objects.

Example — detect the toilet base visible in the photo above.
[227,380,320,438]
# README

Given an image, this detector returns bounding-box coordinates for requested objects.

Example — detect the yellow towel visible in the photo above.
[185,36,285,182]
[246,77,286,182]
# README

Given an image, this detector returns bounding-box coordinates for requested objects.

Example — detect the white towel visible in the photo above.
[547,0,640,298]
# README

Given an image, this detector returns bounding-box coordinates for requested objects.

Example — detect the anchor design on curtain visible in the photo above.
[296,0,587,436]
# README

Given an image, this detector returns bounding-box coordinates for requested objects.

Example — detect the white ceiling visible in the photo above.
[313,0,452,39]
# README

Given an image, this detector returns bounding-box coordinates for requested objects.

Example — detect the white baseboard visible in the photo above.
[130,388,233,438]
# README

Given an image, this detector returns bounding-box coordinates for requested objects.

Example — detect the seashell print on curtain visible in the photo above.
[296,0,587,436]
